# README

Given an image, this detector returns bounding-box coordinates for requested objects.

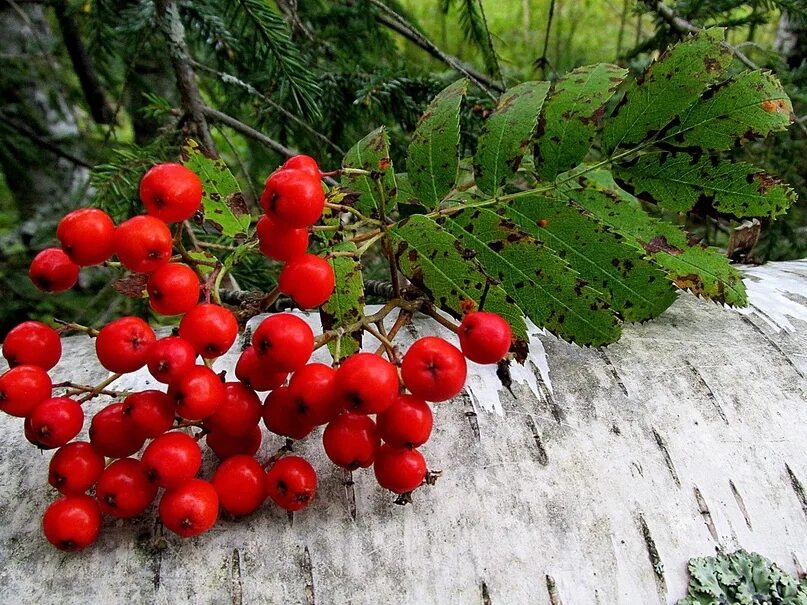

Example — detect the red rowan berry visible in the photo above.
[265,456,317,512]
[95,458,157,518]
[400,337,467,402]
[287,363,339,425]
[56,208,116,266]
[159,478,218,537]
[140,163,203,223]
[2,320,61,370]
[168,365,226,420]
[261,169,324,228]
[146,336,197,385]
[0,365,52,417]
[334,353,399,414]
[373,444,427,494]
[29,248,80,293]
[322,413,379,470]
[204,382,262,437]
[262,386,315,440]
[256,215,309,262]
[211,455,267,516]
[377,394,433,449]
[121,390,175,438]
[252,313,313,373]
[147,263,200,315]
[48,441,105,495]
[282,155,320,180]
[95,316,156,373]
[458,311,512,364]
[42,495,101,551]
[179,303,238,359]
[115,215,172,273]
[27,397,84,449]
[278,254,335,309]
[142,431,202,488]
[206,425,262,461]
[234,346,287,392]
[89,402,146,458]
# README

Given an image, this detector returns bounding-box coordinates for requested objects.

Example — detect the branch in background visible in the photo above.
[364,0,502,98]
[534,0,556,77]
[1,114,92,168]
[53,3,114,124]
[155,0,218,156]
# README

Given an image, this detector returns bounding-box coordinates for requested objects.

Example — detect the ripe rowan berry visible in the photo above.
[206,425,262,460]
[262,386,315,440]
[142,431,202,488]
[282,155,320,180]
[0,365,52,417]
[42,495,102,551]
[29,248,80,293]
[56,208,116,266]
[168,365,226,420]
[373,444,427,494]
[261,169,325,228]
[252,313,313,373]
[211,455,267,516]
[179,303,238,358]
[234,346,287,392]
[256,215,309,262]
[121,390,175,438]
[27,397,84,449]
[278,254,335,309]
[89,402,146,458]
[322,413,379,470]
[400,337,467,402]
[147,263,200,315]
[287,363,339,425]
[146,336,197,384]
[115,215,172,273]
[95,458,157,518]
[377,394,433,449]
[334,353,399,414]
[159,478,219,538]
[265,456,317,512]
[48,441,105,495]
[95,316,156,373]
[458,311,512,364]
[140,163,203,223]
[2,320,62,370]
[204,382,262,437]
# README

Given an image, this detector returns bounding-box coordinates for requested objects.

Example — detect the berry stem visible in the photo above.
[54,319,99,338]
[325,202,382,226]
[76,373,124,403]
[365,321,396,362]
[56,381,127,399]
[314,299,413,351]
[421,303,461,334]
[374,309,412,356]
[262,439,294,468]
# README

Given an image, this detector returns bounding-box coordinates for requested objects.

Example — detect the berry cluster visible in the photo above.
[2,154,513,552]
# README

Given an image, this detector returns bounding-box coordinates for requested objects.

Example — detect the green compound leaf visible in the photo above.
[341,126,397,219]
[442,208,622,347]
[406,79,468,209]
[388,215,528,347]
[181,139,250,238]
[615,152,797,218]
[602,28,732,153]
[319,241,365,360]
[669,70,794,151]
[394,173,421,206]
[566,179,747,306]
[536,64,627,181]
[505,195,678,323]
[474,81,550,195]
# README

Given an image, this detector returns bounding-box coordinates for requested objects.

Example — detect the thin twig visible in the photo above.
[77,373,123,403]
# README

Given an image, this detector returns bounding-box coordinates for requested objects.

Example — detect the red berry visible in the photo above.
[234,346,287,392]
[265,456,317,512]
[89,402,146,458]
[142,431,202,488]
[282,155,320,180]
[287,363,339,426]
[121,390,175,438]
[27,397,84,449]
[373,444,427,494]
[252,313,313,373]
[147,263,200,315]
[206,425,262,461]
[56,208,116,266]
[49,441,105,495]
[168,365,226,420]
[400,337,467,402]
[377,394,433,449]
[334,353,399,415]
[262,386,314,440]
[95,316,156,373]
[458,311,512,364]
[146,336,197,384]
[322,413,379,470]
[159,478,218,538]
[278,254,335,309]
[2,321,62,370]
[140,163,203,223]
[261,169,325,228]
[0,365,52,417]
[204,382,262,437]
[115,215,172,273]
[29,248,79,293]
[42,495,101,551]
[179,303,238,359]
[95,458,157,518]
[211,455,267,516]
[256,215,309,262]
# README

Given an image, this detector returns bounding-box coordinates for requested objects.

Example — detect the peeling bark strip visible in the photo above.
[463,391,481,441]
[342,469,358,521]
[684,361,729,424]
[524,415,549,466]
[741,316,806,380]
[598,350,628,396]
[651,428,680,488]
[785,464,807,521]
[533,369,564,424]
[638,513,667,602]
[231,549,243,605]
[694,487,720,542]
[729,480,753,530]
[303,546,315,605]
[481,581,492,605]
[545,575,564,605]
